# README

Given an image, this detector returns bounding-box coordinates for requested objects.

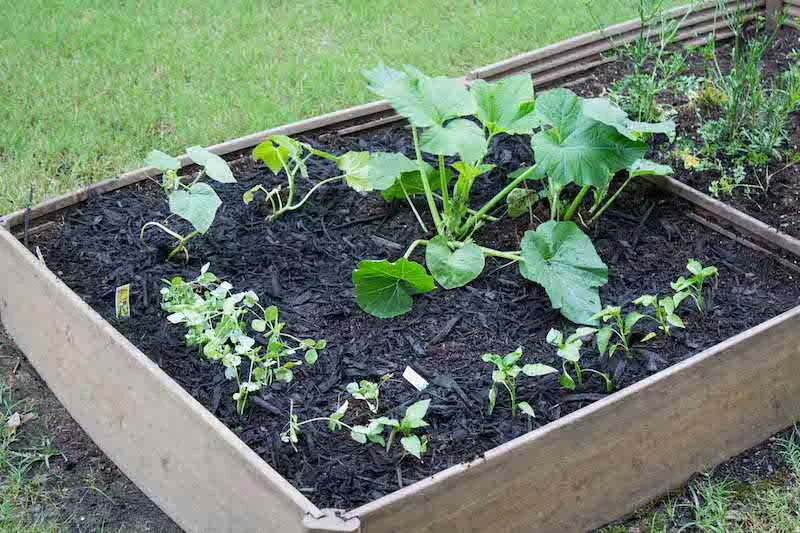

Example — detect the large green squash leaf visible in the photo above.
[380,166,452,202]
[352,258,435,318]
[581,99,676,141]
[378,74,477,129]
[419,119,487,164]
[470,74,540,135]
[425,235,485,289]
[534,89,582,135]
[146,150,180,172]
[169,182,222,234]
[367,152,419,190]
[519,221,608,325]
[337,151,371,192]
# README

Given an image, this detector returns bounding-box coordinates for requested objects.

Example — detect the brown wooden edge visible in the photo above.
[644,174,800,258]
[346,305,800,533]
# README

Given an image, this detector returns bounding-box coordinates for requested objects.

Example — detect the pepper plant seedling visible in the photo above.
[481,348,557,417]
[346,373,394,413]
[246,135,370,220]
[633,294,687,337]
[592,305,657,358]
[546,328,613,392]
[280,399,351,452]
[141,148,236,262]
[671,259,718,315]
[160,264,325,414]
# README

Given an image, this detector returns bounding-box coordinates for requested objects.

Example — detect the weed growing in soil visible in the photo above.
[141,148,236,262]
[160,264,324,414]
[671,259,718,315]
[246,135,370,219]
[546,328,613,392]
[481,347,557,416]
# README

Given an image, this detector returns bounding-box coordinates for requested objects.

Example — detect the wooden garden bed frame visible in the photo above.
[2,2,799,531]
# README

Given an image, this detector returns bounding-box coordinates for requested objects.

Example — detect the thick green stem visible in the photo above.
[306,147,339,162]
[458,165,537,238]
[588,174,634,225]
[548,178,560,221]
[403,238,522,262]
[402,180,429,233]
[563,185,591,222]
[166,229,200,262]
[438,154,449,217]
[411,126,444,235]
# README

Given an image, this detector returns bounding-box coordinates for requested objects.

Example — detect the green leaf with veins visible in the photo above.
[425,235,485,289]
[363,62,407,94]
[534,89,582,135]
[169,182,222,234]
[377,72,477,128]
[519,221,608,325]
[352,258,435,318]
[337,151,371,192]
[367,152,419,190]
[401,435,424,458]
[627,159,673,177]
[581,98,676,141]
[419,119,487,164]
[186,146,236,183]
[470,74,540,135]
[381,166,451,202]
[146,150,181,172]
[252,139,290,174]
[533,119,647,190]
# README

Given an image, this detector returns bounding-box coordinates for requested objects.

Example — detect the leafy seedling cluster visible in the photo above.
[481,347,557,417]
[546,328,613,392]
[160,264,324,414]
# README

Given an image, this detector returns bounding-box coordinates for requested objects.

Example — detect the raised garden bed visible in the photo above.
[2,2,800,532]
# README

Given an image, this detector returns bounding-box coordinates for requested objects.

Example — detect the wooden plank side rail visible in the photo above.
[348,306,800,532]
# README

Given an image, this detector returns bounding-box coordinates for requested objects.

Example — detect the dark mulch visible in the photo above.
[28,113,800,509]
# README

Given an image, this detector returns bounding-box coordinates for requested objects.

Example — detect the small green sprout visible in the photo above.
[346,373,394,413]
[280,399,350,452]
[141,147,236,262]
[160,264,325,414]
[671,259,718,315]
[481,348,557,417]
[592,305,657,358]
[546,328,613,393]
[633,294,687,337]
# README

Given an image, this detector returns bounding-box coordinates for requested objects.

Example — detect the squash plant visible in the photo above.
[141,147,236,262]
[349,64,674,325]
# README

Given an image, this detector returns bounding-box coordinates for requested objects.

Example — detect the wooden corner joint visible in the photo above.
[303,509,361,532]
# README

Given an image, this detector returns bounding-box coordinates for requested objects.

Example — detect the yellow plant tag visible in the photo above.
[115,284,131,319]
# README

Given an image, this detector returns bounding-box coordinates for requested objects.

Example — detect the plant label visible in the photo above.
[115,284,131,319]
[403,366,429,391]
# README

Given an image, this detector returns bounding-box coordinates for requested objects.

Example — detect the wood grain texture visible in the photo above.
[348,305,800,533]
[644,175,800,258]
[0,227,319,533]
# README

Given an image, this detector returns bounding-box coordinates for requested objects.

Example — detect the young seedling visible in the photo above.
[280,399,351,452]
[161,264,325,414]
[633,294,687,337]
[141,147,236,262]
[245,135,370,220]
[592,305,657,359]
[546,328,613,393]
[346,374,394,413]
[671,259,718,315]
[481,348,557,417]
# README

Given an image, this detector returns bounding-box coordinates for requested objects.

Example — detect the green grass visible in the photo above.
[0,380,63,532]
[0,0,680,214]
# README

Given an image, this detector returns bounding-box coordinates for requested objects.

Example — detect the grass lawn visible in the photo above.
[0,0,683,214]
